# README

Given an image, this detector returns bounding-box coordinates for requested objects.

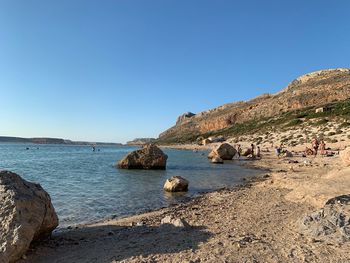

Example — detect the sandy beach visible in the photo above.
[16,141,350,263]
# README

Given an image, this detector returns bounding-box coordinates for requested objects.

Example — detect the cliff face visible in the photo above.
[159,68,350,141]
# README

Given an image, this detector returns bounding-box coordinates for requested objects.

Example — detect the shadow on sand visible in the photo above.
[21,223,212,263]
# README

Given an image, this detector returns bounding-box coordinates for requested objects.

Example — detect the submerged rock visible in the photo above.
[163,176,189,192]
[117,144,168,170]
[208,143,237,160]
[211,157,224,164]
[0,170,58,263]
[300,194,350,244]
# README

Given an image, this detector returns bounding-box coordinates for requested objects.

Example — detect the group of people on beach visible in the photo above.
[274,137,328,158]
[234,136,332,160]
[235,143,261,159]
[305,137,326,157]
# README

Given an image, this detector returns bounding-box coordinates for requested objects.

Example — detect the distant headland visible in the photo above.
[0,136,123,146]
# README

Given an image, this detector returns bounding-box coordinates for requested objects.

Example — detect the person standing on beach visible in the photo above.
[319,139,326,156]
[236,144,242,159]
[312,138,319,156]
[257,146,261,158]
[251,144,255,158]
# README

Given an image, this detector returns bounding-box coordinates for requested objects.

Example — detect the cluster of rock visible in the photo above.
[208,143,237,164]
[117,145,189,193]
[117,144,168,170]
[0,171,58,263]
[300,194,350,244]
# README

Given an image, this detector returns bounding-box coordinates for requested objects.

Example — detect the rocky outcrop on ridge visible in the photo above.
[176,112,196,125]
[117,144,168,169]
[0,170,58,263]
[159,68,350,142]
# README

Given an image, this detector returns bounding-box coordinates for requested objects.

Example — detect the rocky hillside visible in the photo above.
[127,138,156,146]
[158,68,350,143]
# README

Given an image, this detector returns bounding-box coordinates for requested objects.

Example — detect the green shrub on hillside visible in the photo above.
[312,118,329,126]
[339,122,350,128]
[286,119,303,127]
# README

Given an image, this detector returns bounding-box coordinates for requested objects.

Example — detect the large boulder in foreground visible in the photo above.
[208,143,237,160]
[163,176,189,192]
[340,147,350,166]
[117,144,168,169]
[0,170,58,263]
[300,194,350,244]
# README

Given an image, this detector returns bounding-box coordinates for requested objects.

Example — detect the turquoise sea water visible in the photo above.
[0,144,262,227]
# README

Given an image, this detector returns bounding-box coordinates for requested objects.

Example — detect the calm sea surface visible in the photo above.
[0,143,262,227]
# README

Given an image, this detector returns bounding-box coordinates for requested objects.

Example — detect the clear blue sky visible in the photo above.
[1,0,349,143]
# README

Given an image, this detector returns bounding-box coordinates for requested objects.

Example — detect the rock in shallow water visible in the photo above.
[208,143,237,160]
[117,144,168,170]
[0,170,58,263]
[163,176,189,192]
[211,156,224,164]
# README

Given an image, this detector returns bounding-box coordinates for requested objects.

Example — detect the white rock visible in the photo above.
[0,171,58,263]
[160,216,189,228]
[163,176,189,192]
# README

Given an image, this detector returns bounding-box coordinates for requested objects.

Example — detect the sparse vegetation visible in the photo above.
[286,119,303,127]
[339,122,350,128]
[312,118,329,126]
[157,98,350,144]
[335,129,343,134]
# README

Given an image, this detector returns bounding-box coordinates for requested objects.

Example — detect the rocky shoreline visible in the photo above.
[6,143,350,262]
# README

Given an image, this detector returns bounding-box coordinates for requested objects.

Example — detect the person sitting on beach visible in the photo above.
[275,146,281,157]
[305,147,313,156]
[311,138,319,156]
[319,139,326,156]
